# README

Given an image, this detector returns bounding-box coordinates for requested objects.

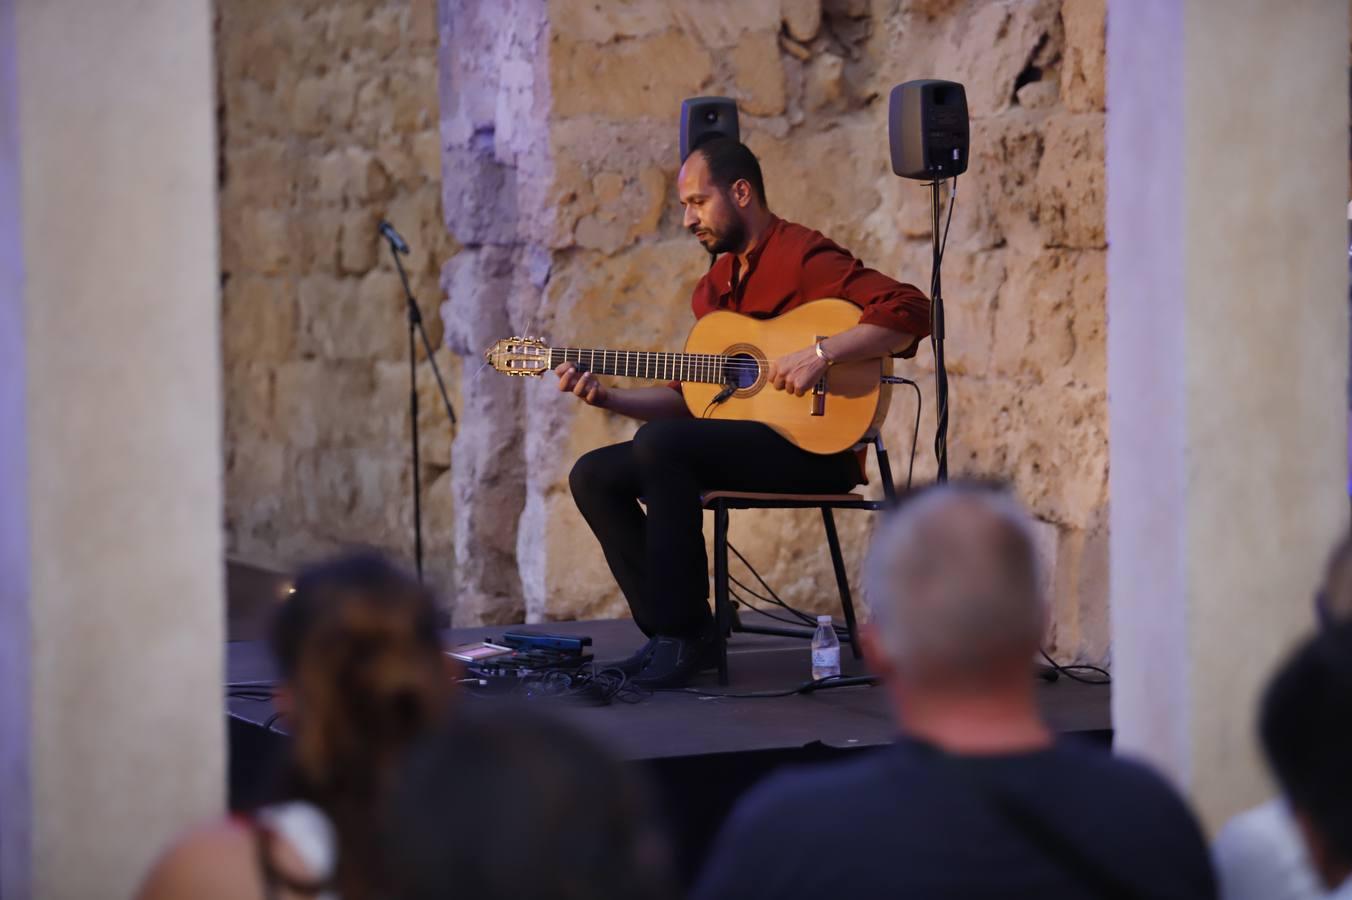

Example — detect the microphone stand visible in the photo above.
[381,233,458,583]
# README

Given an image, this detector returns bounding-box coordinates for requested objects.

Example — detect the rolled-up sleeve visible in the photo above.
[799,242,931,357]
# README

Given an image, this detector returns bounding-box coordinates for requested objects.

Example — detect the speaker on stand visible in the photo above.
[888,79,968,483]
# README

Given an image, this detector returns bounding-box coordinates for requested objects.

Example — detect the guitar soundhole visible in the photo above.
[723,351,762,391]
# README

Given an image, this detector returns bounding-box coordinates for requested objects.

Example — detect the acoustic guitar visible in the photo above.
[485,298,892,455]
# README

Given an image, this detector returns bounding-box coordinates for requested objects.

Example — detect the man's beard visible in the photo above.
[694,216,747,257]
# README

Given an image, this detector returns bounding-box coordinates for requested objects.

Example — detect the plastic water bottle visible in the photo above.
[811,615,841,681]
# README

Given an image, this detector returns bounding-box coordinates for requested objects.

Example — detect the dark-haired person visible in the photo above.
[136,553,454,900]
[1258,620,1352,899]
[382,708,676,900]
[1213,535,1352,900]
[557,138,930,688]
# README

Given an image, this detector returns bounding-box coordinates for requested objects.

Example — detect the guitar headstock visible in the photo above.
[485,336,551,377]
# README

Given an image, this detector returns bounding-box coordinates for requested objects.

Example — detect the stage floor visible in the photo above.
[228,614,1112,760]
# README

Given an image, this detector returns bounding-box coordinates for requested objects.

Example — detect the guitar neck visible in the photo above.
[549,347,733,384]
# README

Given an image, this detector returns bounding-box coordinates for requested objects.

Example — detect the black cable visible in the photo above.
[729,587,818,630]
[901,377,922,491]
[1039,649,1111,685]
[727,544,853,639]
[728,574,817,626]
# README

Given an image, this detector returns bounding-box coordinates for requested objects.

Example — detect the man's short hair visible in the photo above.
[1260,621,1352,868]
[863,482,1047,677]
[692,137,767,207]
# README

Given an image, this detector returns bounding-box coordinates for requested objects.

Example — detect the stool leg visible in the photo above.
[821,508,862,660]
[714,503,731,685]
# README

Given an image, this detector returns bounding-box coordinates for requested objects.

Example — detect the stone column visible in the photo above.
[0,0,223,896]
[1107,0,1348,831]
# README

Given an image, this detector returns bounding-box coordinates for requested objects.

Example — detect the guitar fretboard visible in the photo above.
[550,348,753,385]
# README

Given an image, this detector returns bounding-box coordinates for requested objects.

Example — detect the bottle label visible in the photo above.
[812,648,840,670]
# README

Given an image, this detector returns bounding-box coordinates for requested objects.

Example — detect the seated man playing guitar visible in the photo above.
[556,138,930,688]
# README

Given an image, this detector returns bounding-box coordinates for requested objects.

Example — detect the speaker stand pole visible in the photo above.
[929,178,949,482]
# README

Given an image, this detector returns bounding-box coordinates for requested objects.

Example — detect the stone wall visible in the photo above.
[218,0,460,592]
[437,0,1109,663]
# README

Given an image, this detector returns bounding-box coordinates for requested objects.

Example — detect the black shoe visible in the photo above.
[631,632,719,689]
[595,637,658,677]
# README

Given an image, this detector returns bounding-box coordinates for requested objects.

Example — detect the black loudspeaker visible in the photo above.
[680,97,740,162]
[888,80,969,179]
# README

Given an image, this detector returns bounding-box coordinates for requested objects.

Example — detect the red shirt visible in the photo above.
[689,216,931,353]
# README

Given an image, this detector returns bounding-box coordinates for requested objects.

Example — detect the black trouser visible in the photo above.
[568,419,862,639]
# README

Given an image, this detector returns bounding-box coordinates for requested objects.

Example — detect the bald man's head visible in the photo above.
[864,484,1047,683]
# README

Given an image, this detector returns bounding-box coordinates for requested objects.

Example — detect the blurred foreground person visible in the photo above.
[1214,536,1352,900]
[137,553,453,900]
[382,708,676,900]
[694,482,1214,900]
[1258,621,1352,899]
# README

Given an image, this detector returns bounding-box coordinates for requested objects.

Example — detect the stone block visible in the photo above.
[296,210,342,274]
[297,272,406,360]
[408,0,440,48]
[669,0,781,47]
[411,130,443,177]
[290,72,359,138]
[222,274,297,363]
[355,75,397,142]
[783,0,823,42]
[338,210,380,275]
[550,29,713,119]
[803,52,846,112]
[316,148,393,206]
[1060,0,1105,113]
[731,30,787,116]
[291,447,412,546]
[991,249,1105,386]
[952,116,1046,253]
[946,376,1107,530]
[441,146,519,245]
[235,208,294,276]
[941,0,1060,118]
[1036,114,1105,249]
[549,0,674,43]
[747,121,884,248]
[392,57,441,134]
[938,249,1005,377]
[274,360,381,450]
[222,139,295,210]
[223,361,277,443]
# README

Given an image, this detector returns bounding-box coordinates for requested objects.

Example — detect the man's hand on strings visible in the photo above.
[767,346,828,397]
[555,361,609,407]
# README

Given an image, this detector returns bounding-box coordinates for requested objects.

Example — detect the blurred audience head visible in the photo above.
[1260,620,1352,890]
[863,481,1046,686]
[271,551,451,898]
[383,708,675,900]
[1317,532,1352,626]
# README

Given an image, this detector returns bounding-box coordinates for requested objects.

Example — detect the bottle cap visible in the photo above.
[817,615,832,624]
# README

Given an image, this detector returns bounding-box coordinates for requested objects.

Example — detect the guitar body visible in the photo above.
[681,299,890,455]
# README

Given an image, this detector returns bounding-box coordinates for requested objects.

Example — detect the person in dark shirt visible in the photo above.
[555,138,930,688]
[1259,620,1352,897]
[693,483,1216,900]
